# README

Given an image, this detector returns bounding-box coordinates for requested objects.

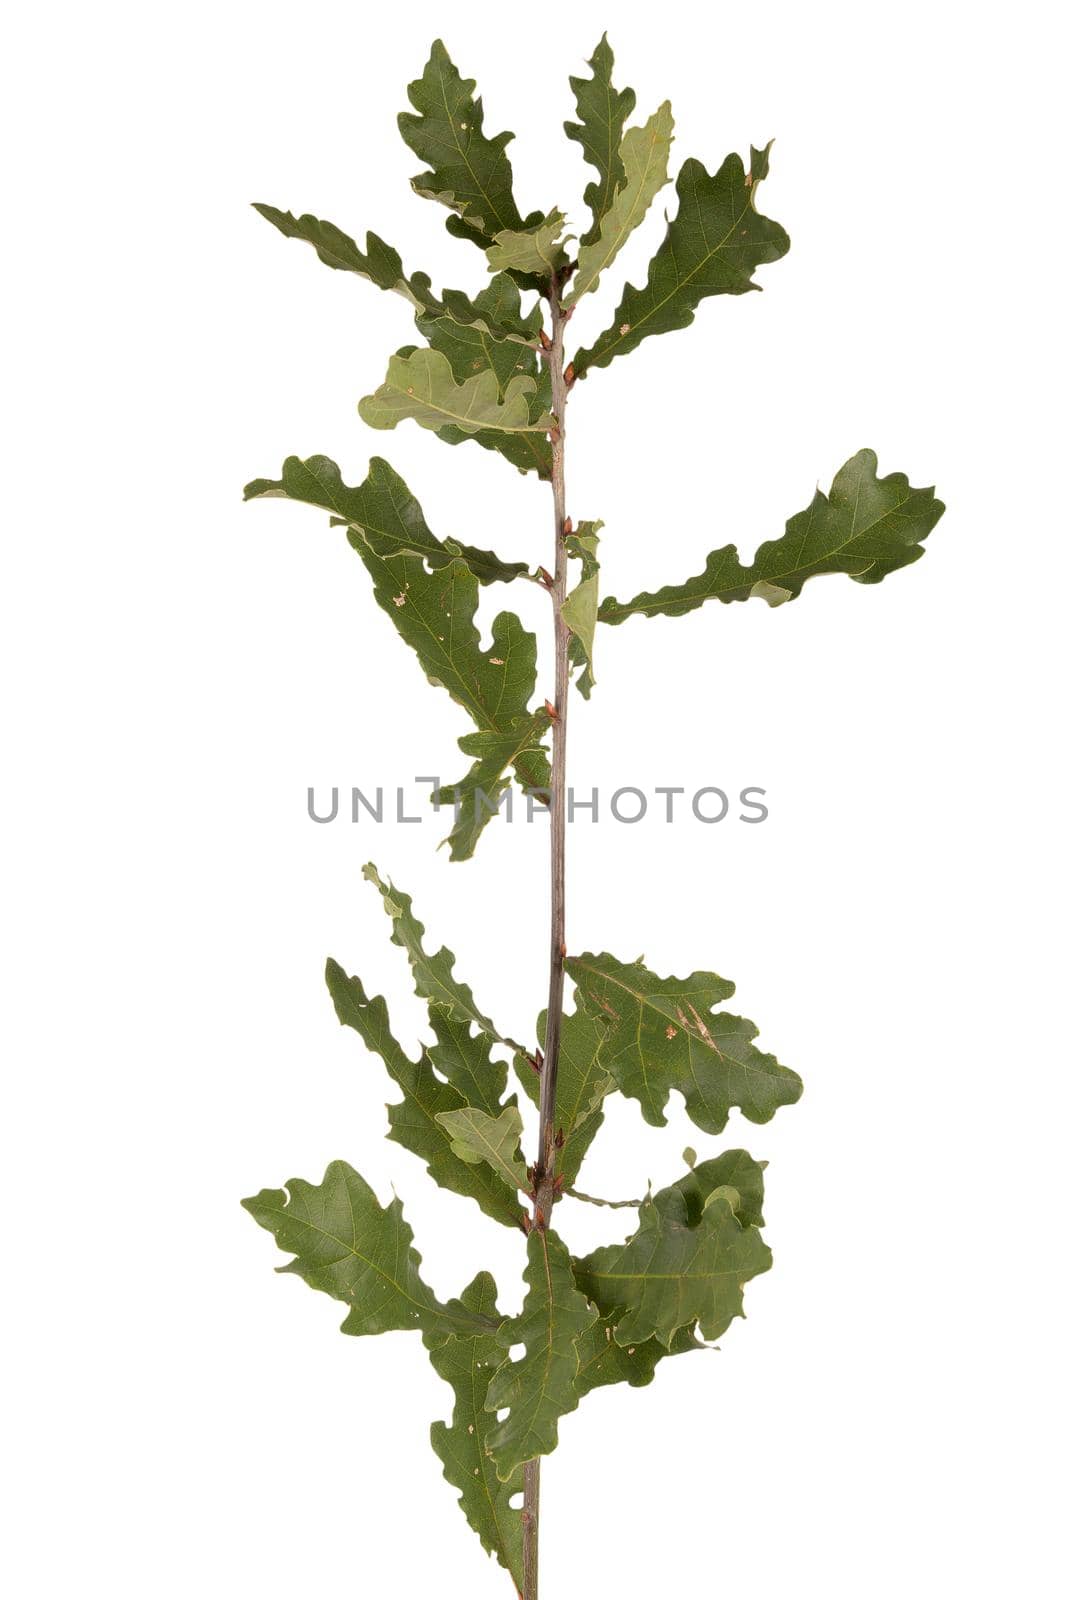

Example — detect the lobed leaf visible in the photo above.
[244,453,528,586]
[325,964,523,1228]
[243,1160,496,1341]
[358,347,553,445]
[398,39,540,266]
[486,209,570,277]
[425,1274,523,1586]
[417,281,554,480]
[514,991,614,1187]
[564,36,636,245]
[435,1104,528,1191]
[252,203,540,344]
[574,1317,703,1397]
[599,449,946,620]
[341,534,550,856]
[363,865,525,1053]
[565,103,674,305]
[566,952,802,1134]
[485,1230,598,1480]
[575,1180,772,1346]
[574,146,789,375]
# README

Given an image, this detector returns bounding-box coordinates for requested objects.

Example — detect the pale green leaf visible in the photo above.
[561,521,603,698]
[564,35,636,245]
[565,103,674,305]
[242,1160,495,1340]
[359,348,553,441]
[682,1146,697,1169]
[485,1230,598,1480]
[574,145,789,375]
[425,1274,522,1586]
[325,964,523,1228]
[599,449,946,620]
[244,454,529,586]
[435,1104,528,1191]
[417,278,555,480]
[566,951,802,1133]
[575,1181,772,1346]
[486,209,570,277]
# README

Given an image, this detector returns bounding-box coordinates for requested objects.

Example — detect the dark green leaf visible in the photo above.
[398,40,530,250]
[574,146,789,375]
[514,992,614,1186]
[599,449,946,619]
[243,1160,495,1340]
[425,1007,508,1114]
[324,963,523,1228]
[339,533,550,855]
[252,204,539,343]
[425,1274,522,1586]
[244,454,529,586]
[574,1317,702,1396]
[566,951,802,1133]
[575,1183,772,1346]
[655,1148,767,1229]
[485,1230,598,1480]
[565,36,636,245]
[363,865,525,1053]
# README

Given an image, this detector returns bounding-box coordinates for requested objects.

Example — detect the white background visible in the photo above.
[4,1,1064,1594]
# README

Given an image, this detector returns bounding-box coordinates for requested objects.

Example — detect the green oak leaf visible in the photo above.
[426,1007,508,1115]
[599,450,946,621]
[565,35,636,246]
[435,714,553,861]
[252,204,540,344]
[514,991,614,1186]
[565,103,674,305]
[486,209,570,277]
[417,280,554,481]
[398,39,539,264]
[575,1182,772,1346]
[574,1316,703,1396]
[244,454,529,586]
[364,865,525,1053]
[341,535,550,854]
[566,952,802,1133]
[653,1148,767,1229]
[562,521,603,698]
[325,964,523,1229]
[574,145,790,375]
[242,1160,496,1341]
[425,1273,522,1587]
[358,348,553,446]
[435,1104,528,1191]
[485,1229,598,1480]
